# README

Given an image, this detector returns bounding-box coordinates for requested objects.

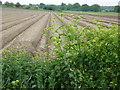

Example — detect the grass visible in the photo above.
[63,10,119,16]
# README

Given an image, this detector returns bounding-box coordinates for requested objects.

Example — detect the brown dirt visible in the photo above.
[2,14,45,48]
[1,8,119,54]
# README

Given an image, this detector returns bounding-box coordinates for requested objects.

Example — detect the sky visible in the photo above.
[1,0,120,6]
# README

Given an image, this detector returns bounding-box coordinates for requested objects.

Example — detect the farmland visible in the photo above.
[1,8,119,88]
[64,10,119,16]
[0,8,118,52]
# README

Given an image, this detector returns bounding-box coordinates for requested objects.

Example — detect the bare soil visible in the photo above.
[1,8,119,54]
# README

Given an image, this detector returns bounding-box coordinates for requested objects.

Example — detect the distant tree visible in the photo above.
[114,5,120,12]
[55,5,61,11]
[72,3,81,11]
[39,3,45,9]
[66,3,73,10]
[81,4,90,11]
[29,3,32,6]
[9,2,14,7]
[10,2,14,5]
[61,3,67,10]
[61,3,66,6]
[90,4,100,12]
[0,1,2,5]
[100,6,115,12]
[29,3,32,8]
[15,2,21,7]
[24,6,31,9]
[44,5,56,10]
[4,1,14,7]
[4,1,10,6]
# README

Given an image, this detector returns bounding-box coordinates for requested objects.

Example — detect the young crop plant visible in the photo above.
[59,13,66,17]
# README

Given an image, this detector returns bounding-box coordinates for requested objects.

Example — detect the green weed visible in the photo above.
[1,15,119,88]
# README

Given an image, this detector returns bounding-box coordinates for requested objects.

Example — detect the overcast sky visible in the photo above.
[1,0,120,6]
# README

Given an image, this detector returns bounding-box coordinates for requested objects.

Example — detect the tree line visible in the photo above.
[0,1,22,8]
[0,1,120,12]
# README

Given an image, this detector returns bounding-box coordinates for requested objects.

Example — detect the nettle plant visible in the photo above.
[50,14,119,88]
[2,13,119,88]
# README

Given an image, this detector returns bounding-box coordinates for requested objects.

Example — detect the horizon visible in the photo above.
[1,0,119,6]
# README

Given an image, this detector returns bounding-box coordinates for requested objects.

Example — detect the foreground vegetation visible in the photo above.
[1,15,120,88]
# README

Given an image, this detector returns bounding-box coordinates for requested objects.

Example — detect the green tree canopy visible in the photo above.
[73,3,81,11]
[91,4,100,12]
[4,1,10,5]
[44,5,57,10]
[15,2,21,7]
[114,5,120,12]
[0,1,2,5]
[81,4,90,11]
[61,3,67,10]
[10,2,14,6]
[39,3,45,9]
[29,3,32,6]
[66,3,73,10]
[4,1,14,7]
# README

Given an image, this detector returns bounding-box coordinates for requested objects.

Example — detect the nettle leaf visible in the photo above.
[2,13,119,89]
[32,85,37,88]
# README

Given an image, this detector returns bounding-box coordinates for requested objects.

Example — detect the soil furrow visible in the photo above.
[65,15,97,28]
[1,14,46,48]
[1,14,39,31]
[2,13,50,52]
[2,14,36,24]
[82,15,118,25]
[36,13,51,56]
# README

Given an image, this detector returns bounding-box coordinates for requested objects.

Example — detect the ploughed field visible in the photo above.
[0,8,118,54]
